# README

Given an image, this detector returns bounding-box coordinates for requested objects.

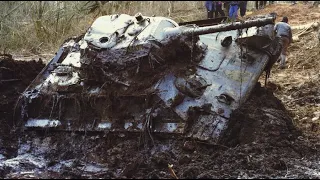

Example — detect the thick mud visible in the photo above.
[0,54,44,158]
[1,54,320,179]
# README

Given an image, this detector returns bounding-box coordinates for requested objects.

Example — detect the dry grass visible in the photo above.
[0,1,303,55]
[0,1,206,55]
[0,1,95,54]
[249,3,320,25]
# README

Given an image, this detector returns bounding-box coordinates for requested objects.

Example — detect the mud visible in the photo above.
[1,53,320,178]
[0,54,45,159]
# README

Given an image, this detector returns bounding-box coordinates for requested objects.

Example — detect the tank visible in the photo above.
[14,13,282,144]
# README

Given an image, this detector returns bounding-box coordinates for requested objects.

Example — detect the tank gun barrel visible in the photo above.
[164,16,275,38]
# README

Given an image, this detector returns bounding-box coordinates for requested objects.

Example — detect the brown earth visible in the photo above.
[0,54,44,158]
[1,3,320,179]
[1,40,320,179]
[2,80,319,179]
[249,3,320,26]
[253,3,320,139]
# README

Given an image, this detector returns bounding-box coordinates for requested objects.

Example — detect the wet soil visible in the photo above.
[0,54,44,158]
[1,54,320,179]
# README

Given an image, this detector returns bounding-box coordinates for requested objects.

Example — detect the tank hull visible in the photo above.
[15,14,282,144]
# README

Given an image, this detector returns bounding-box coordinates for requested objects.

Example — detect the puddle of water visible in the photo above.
[0,138,111,179]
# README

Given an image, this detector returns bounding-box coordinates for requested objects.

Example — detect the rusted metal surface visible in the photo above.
[16,13,282,144]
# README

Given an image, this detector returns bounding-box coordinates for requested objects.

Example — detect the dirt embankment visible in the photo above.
[253,3,320,138]
[273,30,320,138]
[0,54,44,158]
[249,3,320,26]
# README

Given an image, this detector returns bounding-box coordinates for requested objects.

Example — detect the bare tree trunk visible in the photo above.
[38,1,43,20]
[96,1,106,15]
[168,1,174,17]
[34,1,50,42]
[96,1,102,13]
[171,1,174,13]
[55,1,60,39]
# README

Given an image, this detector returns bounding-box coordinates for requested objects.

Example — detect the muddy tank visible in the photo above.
[15,13,282,144]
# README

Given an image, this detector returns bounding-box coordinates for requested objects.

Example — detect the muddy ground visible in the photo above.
[1,3,320,179]
[0,54,44,158]
[0,53,320,179]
